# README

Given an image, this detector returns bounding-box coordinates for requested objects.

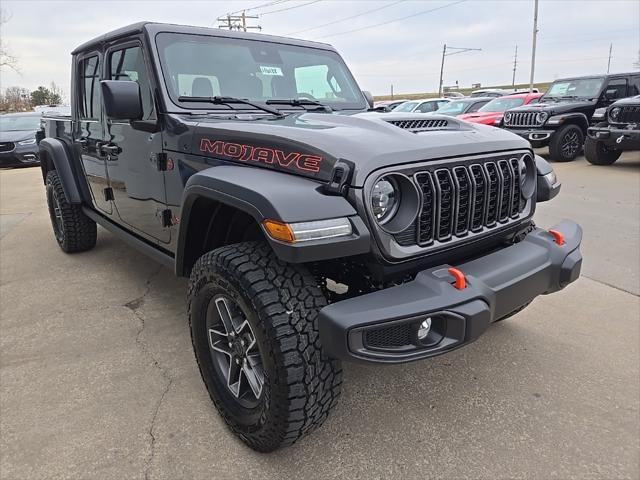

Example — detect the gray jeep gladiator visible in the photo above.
[39,22,583,452]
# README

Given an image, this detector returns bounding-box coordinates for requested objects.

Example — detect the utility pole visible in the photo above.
[512,45,518,86]
[217,11,262,32]
[529,0,539,92]
[607,43,613,74]
[391,84,394,99]
[438,44,482,96]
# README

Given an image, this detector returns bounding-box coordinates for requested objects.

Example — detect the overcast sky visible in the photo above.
[1,0,638,100]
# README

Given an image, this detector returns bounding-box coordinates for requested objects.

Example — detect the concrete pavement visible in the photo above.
[1,152,638,479]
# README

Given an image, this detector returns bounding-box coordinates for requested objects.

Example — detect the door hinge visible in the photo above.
[161,209,173,227]
[152,152,168,171]
[102,187,114,202]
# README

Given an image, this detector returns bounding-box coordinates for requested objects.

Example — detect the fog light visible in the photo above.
[417,318,432,340]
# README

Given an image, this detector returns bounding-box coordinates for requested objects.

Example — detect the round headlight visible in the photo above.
[609,107,621,121]
[536,112,548,124]
[519,154,536,199]
[504,112,512,123]
[371,177,399,224]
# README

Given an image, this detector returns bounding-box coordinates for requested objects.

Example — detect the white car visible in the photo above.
[393,98,451,113]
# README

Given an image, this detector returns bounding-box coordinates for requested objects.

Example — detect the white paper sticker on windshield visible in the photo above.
[259,66,283,76]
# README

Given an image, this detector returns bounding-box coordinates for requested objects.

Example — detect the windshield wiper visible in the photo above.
[177,96,285,117]
[266,98,332,112]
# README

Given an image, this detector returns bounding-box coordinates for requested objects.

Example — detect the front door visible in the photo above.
[103,42,170,244]
[75,52,112,215]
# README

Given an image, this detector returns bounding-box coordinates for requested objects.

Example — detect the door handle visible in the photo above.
[99,143,122,157]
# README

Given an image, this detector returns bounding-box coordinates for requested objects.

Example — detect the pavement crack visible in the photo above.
[582,274,639,297]
[123,266,173,480]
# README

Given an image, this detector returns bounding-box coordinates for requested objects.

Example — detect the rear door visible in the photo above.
[75,52,112,215]
[103,41,170,244]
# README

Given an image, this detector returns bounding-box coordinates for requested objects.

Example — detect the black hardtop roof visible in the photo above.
[552,72,639,82]
[72,21,334,55]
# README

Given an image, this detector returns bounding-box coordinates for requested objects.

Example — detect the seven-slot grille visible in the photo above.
[387,119,449,132]
[504,111,541,127]
[616,105,640,124]
[0,142,15,153]
[397,158,525,247]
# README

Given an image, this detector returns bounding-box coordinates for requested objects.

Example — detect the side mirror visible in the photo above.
[362,90,374,109]
[101,80,142,120]
[604,89,619,101]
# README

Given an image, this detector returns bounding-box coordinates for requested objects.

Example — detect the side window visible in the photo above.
[604,78,627,100]
[79,55,101,120]
[109,46,156,120]
[468,101,487,112]
[416,102,435,113]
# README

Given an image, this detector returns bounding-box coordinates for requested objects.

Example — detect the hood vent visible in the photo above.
[387,118,449,133]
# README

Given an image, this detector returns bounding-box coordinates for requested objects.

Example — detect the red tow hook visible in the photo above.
[447,267,466,290]
[548,229,565,246]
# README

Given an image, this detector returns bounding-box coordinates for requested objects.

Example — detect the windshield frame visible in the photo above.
[0,115,42,132]
[153,31,368,113]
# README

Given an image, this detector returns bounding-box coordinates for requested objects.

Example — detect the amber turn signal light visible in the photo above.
[262,220,295,243]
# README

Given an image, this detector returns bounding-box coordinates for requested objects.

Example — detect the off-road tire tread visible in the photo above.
[188,242,342,452]
[46,170,96,253]
[584,135,621,165]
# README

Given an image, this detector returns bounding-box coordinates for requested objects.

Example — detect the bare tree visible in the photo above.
[0,85,30,111]
[49,81,64,104]
[0,8,19,74]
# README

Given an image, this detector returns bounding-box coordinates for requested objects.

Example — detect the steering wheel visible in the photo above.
[297,93,318,101]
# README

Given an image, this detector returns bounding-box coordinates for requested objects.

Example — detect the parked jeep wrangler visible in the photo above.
[39,23,583,452]
[585,95,640,165]
[503,73,640,161]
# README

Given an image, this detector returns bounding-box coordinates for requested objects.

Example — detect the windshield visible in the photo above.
[544,77,605,99]
[478,97,524,112]
[0,115,41,132]
[394,101,419,112]
[436,101,469,115]
[155,33,366,111]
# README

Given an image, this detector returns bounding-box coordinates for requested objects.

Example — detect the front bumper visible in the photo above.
[587,125,640,150]
[505,128,555,147]
[319,220,582,364]
[0,146,39,167]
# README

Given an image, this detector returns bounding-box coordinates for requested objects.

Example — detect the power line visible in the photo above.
[227,0,289,17]
[260,0,322,16]
[438,45,482,95]
[315,0,467,40]
[287,0,406,36]
[217,12,262,32]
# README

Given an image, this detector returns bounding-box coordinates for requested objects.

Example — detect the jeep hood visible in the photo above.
[509,98,594,115]
[171,111,529,187]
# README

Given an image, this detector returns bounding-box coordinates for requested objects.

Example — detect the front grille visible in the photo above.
[0,142,15,153]
[387,119,448,132]
[504,111,541,127]
[395,157,526,247]
[617,105,640,124]
[364,323,413,349]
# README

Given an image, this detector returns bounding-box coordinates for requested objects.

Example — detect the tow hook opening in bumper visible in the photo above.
[319,220,583,364]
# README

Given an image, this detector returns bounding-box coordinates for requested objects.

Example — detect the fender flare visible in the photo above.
[38,138,83,204]
[549,112,589,132]
[175,165,370,275]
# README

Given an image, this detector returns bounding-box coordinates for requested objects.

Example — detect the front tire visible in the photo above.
[45,170,96,253]
[549,124,584,162]
[188,242,342,452]
[584,135,622,165]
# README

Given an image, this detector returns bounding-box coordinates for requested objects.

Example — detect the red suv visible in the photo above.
[458,92,543,126]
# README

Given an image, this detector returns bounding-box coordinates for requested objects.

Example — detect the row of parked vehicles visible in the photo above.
[374,73,640,165]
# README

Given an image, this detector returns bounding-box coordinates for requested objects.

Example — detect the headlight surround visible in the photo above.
[371,177,399,224]
[535,112,548,125]
[369,173,420,235]
[609,107,621,122]
[17,138,36,146]
[519,153,536,199]
[504,112,512,124]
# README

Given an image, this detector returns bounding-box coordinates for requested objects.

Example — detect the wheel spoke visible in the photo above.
[242,361,264,398]
[214,297,236,335]
[227,359,242,397]
[208,329,232,357]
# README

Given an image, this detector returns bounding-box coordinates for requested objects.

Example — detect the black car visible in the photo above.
[429,97,492,116]
[0,112,42,167]
[585,95,640,165]
[503,73,640,161]
[38,21,582,452]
